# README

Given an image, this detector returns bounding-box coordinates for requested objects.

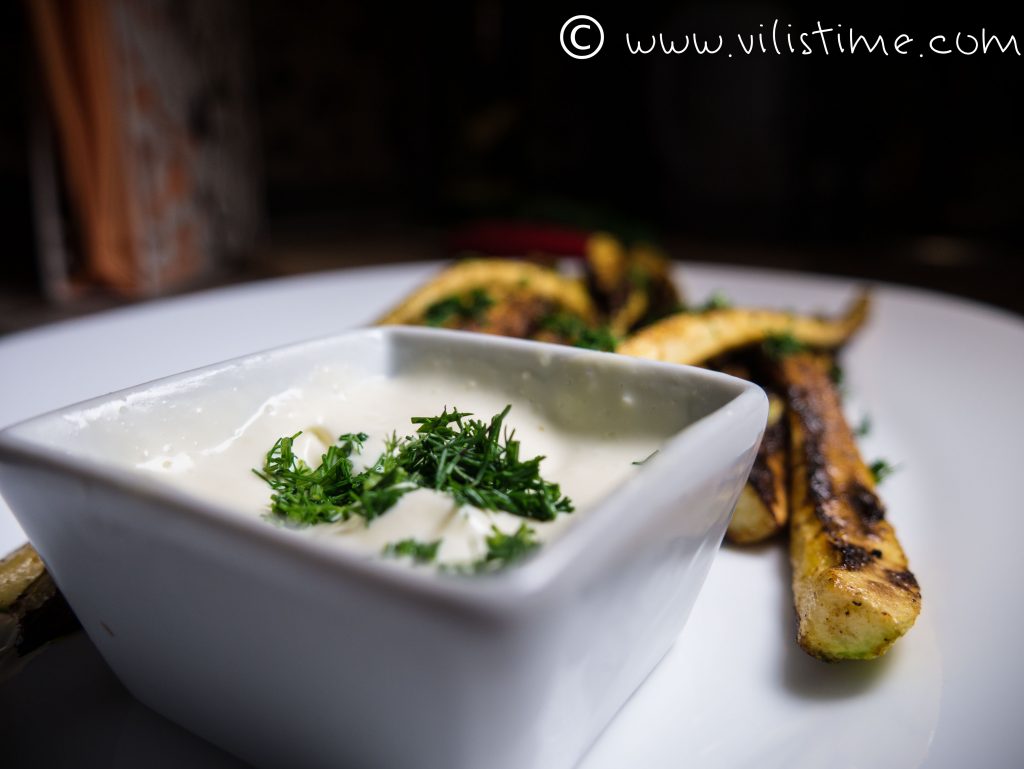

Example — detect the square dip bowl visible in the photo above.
[0,327,766,769]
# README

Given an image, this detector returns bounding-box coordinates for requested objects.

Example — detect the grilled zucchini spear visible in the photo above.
[1,544,80,679]
[375,258,615,346]
[779,353,920,661]
[583,234,681,336]
[710,357,789,545]
[377,258,596,328]
[618,293,869,366]
[727,392,788,544]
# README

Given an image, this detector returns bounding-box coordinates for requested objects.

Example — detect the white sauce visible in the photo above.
[88,363,661,569]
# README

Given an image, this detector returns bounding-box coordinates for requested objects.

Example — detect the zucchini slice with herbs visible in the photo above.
[377,258,597,328]
[583,234,682,337]
[617,293,870,366]
[377,258,617,350]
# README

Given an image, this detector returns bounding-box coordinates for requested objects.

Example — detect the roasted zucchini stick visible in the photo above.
[780,353,920,661]
[727,393,788,544]
[628,243,682,326]
[377,258,596,326]
[617,293,869,366]
[584,234,681,336]
[0,543,45,607]
[1,544,80,679]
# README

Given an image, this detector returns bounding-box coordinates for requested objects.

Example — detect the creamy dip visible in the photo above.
[73,362,661,569]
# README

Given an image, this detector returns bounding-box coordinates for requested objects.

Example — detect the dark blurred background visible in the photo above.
[2,1,1022,332]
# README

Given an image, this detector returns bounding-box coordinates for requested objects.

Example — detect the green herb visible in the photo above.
[255,405,573,528]
[423,289,494,327]
[674,291,732,314]
[854,415,872,438]
[627,266,651,290]
[761,332,807,360]
[382,538,442,564]
[438,523,541,575]
[694,291,733,312]
[481,524,539,566]
[253,431,413,526]
[869,459,898,485]
[400,405,573,521]
[540,312,617,352]
[829,361,845,387]
[632,450,659,466]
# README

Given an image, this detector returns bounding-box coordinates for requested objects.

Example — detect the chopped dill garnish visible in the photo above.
[382,538,442,564]
[761,332,807,360]
[253,431,412,526]
[423,289,494,327]
[632,450,659,466]
[869,458,899,485]
[401,405,573,521]
[540,311,617,352]
[481,524,540,566]
[693,291,733,312]
[255,405,573,529]
[829,361,845,387]
[854,415,872,438]
[437,523,541,575]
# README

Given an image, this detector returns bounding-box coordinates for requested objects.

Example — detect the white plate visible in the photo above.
[2,262,1022,768]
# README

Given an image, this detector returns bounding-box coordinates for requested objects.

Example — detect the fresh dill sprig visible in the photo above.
[382,538,442,564]
[539,312,617,352]
[761,332,807,360]
[481,524,540,567]
[438,523,541,575]
[401,405,573,521]
[423,289,494,327]
[869,458,899,485]
[854,415,872,438]
[255,405,573,528]
[829,361,845,387]
[253,431,412,526]
[693,291,733,312]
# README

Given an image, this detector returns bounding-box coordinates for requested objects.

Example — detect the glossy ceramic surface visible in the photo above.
[1,262,1022,768]
[0,325,764,769]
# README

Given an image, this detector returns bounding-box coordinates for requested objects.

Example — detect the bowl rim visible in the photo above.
[0,326,766,618]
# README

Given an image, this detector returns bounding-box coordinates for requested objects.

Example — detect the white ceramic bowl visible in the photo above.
[0,327,766,769]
